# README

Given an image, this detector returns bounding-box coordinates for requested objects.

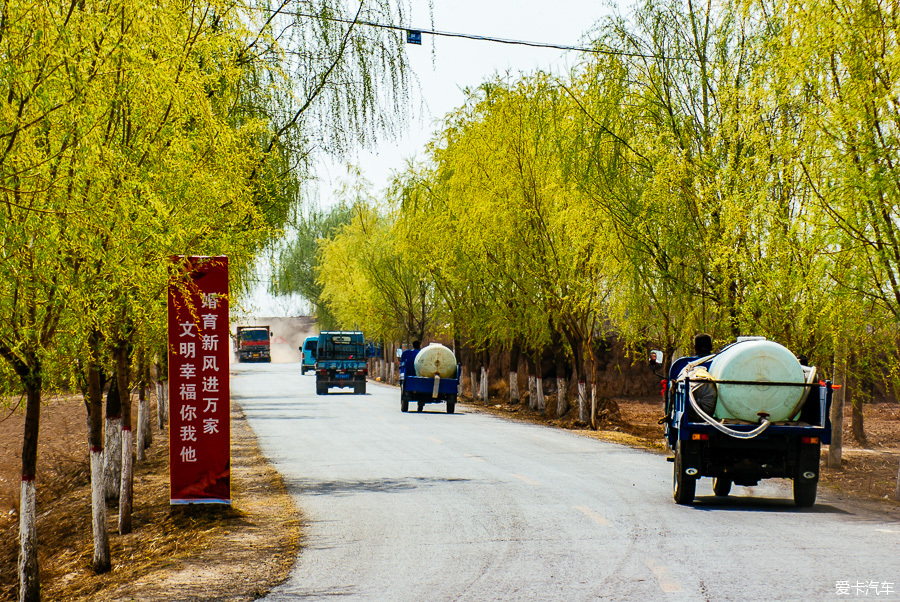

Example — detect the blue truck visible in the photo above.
[300,335,318,375]
[315,331,367,395]
[662,338,834,507]
[399,348,460,414]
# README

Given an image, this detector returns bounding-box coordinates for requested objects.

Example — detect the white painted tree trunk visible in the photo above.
[118,427,134,534]
[578,381,588,423]
[528,375,536,410]
[536,378,545,412]
[556,377,567,417]
[18,479,38,602]
[103,417,122,500]
[509,371,519,404]
[137,396,149,462]
[591,384,598,430]
[90,449,110,571]
[156,380,169,427]
[480,367,489,402]
[156,382,165,430]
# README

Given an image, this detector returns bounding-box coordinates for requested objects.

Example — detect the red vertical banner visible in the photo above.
[168,256,231,504]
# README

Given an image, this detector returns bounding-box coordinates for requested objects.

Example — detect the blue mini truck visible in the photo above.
[315,331,367,395]
[400,364,461,414]
[663,341,834,507]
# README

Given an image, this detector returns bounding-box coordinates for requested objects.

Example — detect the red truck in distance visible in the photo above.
[235,326,271,362]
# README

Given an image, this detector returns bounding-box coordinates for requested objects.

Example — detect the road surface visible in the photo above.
[232,362,899,600]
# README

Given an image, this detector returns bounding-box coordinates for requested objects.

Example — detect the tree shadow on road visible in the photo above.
[286,476,472,497]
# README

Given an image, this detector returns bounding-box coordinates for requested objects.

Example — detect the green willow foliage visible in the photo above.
[0,0,416,596]
[317,0,900,385]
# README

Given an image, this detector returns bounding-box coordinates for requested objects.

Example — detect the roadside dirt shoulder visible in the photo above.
[0,398,300,601]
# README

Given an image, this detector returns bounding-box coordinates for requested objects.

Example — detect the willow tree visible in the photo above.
[1,0,417,598]
[765,0,900,484]
[318,200,439,343]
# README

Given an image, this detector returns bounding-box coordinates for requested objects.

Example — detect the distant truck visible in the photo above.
[235,326,271,363]
[662,337,833,507]
[315,331,367,395]
[300,336,318,375]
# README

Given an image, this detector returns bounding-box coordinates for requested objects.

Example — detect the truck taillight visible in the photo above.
[691,433,709,441]
[802,437,819,444]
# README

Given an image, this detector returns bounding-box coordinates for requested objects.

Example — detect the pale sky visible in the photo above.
[318,0,614,198]
[239,0,615,318]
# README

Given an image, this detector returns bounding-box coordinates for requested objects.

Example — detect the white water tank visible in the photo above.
[708,339,805,422]
[414,343,457,378]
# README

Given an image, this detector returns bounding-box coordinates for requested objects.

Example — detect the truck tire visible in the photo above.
[401,396,409,412]
[358,384,366,395]
[793,478,817,507]
[712,477,732,497]
[673,441,696,505]
[317,385,327,395]
[447,396,456,414]
[417,401,424,413]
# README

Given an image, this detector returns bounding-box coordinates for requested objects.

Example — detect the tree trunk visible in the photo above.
[828,345,847,469]
[556,376,567,418]
[119,427,134,534]
[851,394,866,445]
[552,331,568,418]
[480,366,489,402]
[155,379,166,430]
[591,384,598,431]
[18,377,41,602]
[528,375,536,410]
[18,479,38,602]
[103,380,122,501]
[114,342,134,535]
[86,332,111,573]
[535,351,546,413]
[137,350,151,461]
[508,341,521,404]
[155,353,168,430]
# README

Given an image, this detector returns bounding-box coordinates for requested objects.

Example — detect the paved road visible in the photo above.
[233,362,899,601]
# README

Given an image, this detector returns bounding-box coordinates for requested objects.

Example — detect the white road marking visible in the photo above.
[645,558,684,594]
[574,505,611,526]
[511,473,542,486]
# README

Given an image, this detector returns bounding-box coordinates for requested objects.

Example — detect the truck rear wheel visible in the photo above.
[793,478,817,507]
[417,401,425,412]
[401,389,409,412]
[447,396,456,414]
[317,385,327,395]
[712,477,732,497]
[673,441,696,505]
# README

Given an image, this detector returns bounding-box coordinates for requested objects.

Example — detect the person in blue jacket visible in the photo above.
[399,340,421,380]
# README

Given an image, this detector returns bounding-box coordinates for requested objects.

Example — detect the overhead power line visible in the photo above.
[237,3,689,62]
